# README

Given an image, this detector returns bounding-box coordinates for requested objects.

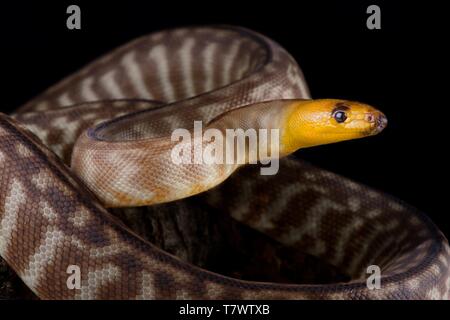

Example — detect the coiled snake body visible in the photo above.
[0,26,449,299]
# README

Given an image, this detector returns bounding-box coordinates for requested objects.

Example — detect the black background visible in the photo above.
[0,1,448,239]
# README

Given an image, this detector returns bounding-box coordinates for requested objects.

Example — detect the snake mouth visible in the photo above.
[365,113,387,135]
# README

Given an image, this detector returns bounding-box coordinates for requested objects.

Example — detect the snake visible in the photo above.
[0,25,449,299]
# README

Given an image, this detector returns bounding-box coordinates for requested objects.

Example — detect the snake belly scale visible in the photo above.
[0,26,448,299]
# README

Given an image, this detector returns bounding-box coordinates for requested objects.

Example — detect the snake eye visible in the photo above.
[333,111,347,123]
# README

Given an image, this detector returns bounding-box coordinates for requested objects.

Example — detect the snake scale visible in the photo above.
[0,26,449,299]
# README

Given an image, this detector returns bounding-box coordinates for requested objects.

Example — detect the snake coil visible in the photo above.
[0,26,448,299]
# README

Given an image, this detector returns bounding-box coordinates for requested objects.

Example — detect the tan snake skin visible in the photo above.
[0,26,449,299]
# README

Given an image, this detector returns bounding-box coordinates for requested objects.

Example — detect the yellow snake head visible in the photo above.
[282,99,387,152]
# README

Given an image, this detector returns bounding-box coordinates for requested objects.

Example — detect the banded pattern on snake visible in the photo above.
[0,26,449,299]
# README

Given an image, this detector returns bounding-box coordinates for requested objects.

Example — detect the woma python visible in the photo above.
[0,26,448,299]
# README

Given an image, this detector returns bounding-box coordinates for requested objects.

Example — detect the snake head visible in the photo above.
[281,99,387,152]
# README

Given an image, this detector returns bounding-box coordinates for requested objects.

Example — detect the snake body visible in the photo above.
[0,26,449,299]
